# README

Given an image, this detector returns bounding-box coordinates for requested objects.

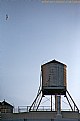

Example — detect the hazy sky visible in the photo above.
[0,0,80,111]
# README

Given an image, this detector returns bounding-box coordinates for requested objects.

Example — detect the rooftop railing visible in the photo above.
[13,106,74,113]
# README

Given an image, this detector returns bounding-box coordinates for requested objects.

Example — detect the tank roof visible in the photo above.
[41,59,67,67]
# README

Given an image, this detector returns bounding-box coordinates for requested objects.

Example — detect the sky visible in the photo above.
[0,0,80,111]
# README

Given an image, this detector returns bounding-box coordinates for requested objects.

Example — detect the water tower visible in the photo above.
[29,60,79,114]
[41,59,66,95]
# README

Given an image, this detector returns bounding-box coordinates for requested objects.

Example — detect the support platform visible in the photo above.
[29,88,79,113]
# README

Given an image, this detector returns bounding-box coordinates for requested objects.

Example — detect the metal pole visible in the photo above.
[55,95,57,111]
[57,95,61,115]
[51,95,52,111]
[66,90,79,112]
[55,95,62,118]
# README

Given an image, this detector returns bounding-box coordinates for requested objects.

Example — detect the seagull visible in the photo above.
[6,14,9,20]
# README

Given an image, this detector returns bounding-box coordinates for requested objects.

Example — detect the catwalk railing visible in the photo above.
[13,106,76,113]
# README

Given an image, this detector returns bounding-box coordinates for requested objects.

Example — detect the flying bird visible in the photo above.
[6,14,9,20]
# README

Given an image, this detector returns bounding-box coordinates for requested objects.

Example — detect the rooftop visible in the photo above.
[41,59,67,67]
[0,100,13,107]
